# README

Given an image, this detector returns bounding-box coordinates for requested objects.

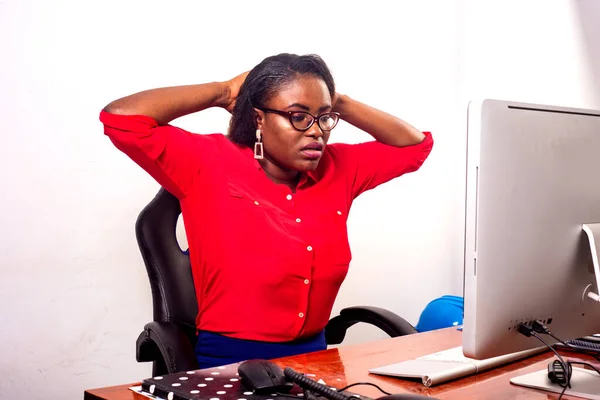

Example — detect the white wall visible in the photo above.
[458,0,600,109]
[333,0,600,345]
[1,1,599,399]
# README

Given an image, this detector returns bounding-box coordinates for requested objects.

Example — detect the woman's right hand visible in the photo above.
[222,71,249,113]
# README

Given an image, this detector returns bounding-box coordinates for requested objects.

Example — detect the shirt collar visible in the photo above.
[250,149,319,188]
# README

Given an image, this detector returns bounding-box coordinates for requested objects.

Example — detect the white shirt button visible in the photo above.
[298,312,304,318]
[286,194,292,200]
[296,218,301,223]
[254,201,259,206]
[337,210,342,215]
[304,279,310,284]
[307,246,313,251]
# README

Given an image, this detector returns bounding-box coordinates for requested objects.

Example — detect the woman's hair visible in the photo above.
[228,53,335,148]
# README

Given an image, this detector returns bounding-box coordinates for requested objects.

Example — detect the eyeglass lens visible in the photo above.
[290,112,338,130]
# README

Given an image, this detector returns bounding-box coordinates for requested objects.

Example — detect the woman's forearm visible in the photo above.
[333,94,425,147]
[103,82,230,125]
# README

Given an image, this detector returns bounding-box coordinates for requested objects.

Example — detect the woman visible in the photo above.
[100,53,433,368]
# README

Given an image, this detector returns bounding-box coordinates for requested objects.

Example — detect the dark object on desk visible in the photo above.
[238,359,293,394]
[134,188,418,376]
[141,363,298,400]
[284,366,349,400]
[140,362,369,400]
[547,360,569,385]
[282,365,438,400]
[555,337,600,354]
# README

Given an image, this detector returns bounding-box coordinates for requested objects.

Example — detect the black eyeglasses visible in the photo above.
[255,107,340,132]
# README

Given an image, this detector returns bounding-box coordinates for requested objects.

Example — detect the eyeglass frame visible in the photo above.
[254,107,341,132]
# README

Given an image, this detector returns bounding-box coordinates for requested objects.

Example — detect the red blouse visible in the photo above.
[100,110,433,342]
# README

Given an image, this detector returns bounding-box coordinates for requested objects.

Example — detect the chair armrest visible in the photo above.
[136,321,198,375]
[325,306,417,345]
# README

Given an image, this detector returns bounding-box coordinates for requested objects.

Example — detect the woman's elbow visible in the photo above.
[103,101,126,115]
[103,95,142,116]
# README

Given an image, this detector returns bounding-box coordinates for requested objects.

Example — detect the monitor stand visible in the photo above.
[510,366,600,399]
[510,223,600,399]
[582,223,600,302]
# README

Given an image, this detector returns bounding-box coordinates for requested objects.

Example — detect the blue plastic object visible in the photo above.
[415,295,464,332]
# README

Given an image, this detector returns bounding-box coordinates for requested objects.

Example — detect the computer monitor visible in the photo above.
[462,98,600,360]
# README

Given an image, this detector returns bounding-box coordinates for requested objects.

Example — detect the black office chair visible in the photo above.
[135,188,417,376]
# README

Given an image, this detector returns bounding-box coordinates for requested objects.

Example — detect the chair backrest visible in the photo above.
[135,188,198,341]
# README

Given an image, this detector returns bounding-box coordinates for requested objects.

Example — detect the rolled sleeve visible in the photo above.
[332,132,433,199]
[100,110,209,198]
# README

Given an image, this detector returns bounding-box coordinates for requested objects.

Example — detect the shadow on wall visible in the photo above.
[574,0,600,108]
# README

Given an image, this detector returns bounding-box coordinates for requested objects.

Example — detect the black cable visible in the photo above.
[283,367,350,400]
[531,331,572,400]
[518,323,572,399]
[335,382,391,396]
[558,381,568,399]
[282,370,391,399]
[521,321,600,400]
[275,393,307,399]
[303,390,320,400]
[532,320,600,362]
[530,331,570,370]
[569,361,600,376]
[520,321,600,399]
[531,333,572,383]
[274,390,327,400]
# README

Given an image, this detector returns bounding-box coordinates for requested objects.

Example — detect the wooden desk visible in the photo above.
[84,327,593,400]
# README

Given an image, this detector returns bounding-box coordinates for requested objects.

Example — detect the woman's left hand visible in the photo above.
[332,92,341,113]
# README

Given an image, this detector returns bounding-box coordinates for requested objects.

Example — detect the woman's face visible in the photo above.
[255,75,334,176]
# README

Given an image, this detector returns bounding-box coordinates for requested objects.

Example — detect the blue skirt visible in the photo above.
[195,330,327,369]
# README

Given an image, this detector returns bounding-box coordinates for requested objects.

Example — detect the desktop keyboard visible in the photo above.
[557,337,600,355]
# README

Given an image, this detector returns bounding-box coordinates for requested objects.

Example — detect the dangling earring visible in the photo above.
[254,129,264,159]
